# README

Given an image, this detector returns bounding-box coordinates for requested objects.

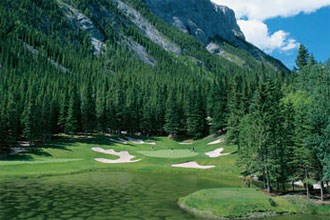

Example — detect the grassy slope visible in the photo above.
[0,134,239,187]
[178,188,330,219]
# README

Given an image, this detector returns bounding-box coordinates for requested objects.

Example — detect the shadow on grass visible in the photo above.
[1,154,34,161]
[0,148,53,161]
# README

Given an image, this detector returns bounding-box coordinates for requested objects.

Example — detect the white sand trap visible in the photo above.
[127,137,156,145]
[179,141,193,145]
[207,139,224,145]
[205,148,231,158]
[171,161,215,169]
[92,147,141,164]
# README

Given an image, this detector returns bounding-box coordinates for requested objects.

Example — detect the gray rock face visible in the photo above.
[144,0,245,45]
[144,0,288,72]
[113,0,181,55]
[57,0,106,55]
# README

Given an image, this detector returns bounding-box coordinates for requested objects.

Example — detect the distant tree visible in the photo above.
[0,109,10,155]
[307,54,317,66]
[164,92,184,138]
[226,75,244,144]
[81,83,96,133]
[65,87,81,135]
[295,44,309,70]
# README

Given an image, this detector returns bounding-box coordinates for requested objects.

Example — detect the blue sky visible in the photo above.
[266,6,330,68]
[211,0,330,69]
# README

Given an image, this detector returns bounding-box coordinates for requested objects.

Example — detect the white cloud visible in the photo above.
[211,0,330,53]
[211,0,330,20]
[237,20,299,53]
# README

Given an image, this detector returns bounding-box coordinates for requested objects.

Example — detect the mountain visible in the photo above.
[0,0,288,72]
[0,0,288,150]
[144,0,245,44]
[143,0,288,72]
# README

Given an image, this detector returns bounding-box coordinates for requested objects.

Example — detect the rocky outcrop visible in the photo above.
[124,37,157,66]
[57,0,106,55]
[112,0,181,55]
[144,0,244,45]
[144,0,288,72]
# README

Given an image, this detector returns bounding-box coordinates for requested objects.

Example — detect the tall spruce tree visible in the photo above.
[296,44,309,70]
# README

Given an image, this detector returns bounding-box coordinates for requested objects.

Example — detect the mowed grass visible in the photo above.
[137,149,198,158]
[0,134,240,186]
[178,188,330,219]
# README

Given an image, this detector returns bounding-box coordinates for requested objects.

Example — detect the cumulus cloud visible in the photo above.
[211,0,330,53]
[211,0,330,20]
[237,20,299,53]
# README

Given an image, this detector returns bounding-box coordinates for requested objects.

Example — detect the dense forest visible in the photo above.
[0,0,329,198]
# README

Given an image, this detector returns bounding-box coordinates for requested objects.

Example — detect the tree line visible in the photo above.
[235,45,330,200]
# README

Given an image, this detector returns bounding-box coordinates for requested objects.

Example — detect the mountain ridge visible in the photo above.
[143,0,288,72]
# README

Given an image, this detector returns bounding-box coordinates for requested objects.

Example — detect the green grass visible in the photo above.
[178,188,330,219]
[1,134,329,219]
[137,149,198,158]
[0,158,83,165]
[0,134,240,185]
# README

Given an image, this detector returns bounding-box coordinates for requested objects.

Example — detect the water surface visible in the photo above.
[0,171,327,220]
[0,171,220,219]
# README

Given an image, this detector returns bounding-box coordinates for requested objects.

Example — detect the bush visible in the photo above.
[268,198,277,207]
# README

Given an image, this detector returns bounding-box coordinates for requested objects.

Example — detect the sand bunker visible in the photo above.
[205,148,231,158]
[207,139,224,145]
[171,161,215,169]
[92,147,141,164]
[179,141,193,145]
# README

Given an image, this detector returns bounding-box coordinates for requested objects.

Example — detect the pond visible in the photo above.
[0,171,328,220]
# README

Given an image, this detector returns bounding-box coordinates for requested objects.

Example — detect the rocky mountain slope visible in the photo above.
[144,0,245,44]
[144,0,288,72]
[0,0,288,72]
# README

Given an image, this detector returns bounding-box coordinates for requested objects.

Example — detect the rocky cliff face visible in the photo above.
[144,0,288,72]
[144,0,244,45]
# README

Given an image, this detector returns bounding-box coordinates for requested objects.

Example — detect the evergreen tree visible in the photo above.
[65,87,81,134]
[22,102,36,145]
[81,83,96,133]
[226,75,244,144]
[164,93,181,138]
[307,54,317,66]
[295,44,309,70]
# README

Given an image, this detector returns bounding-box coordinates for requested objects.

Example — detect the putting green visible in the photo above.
[137,149,198,158]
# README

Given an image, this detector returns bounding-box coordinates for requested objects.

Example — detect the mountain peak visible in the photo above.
[143,0,288,72]
[144,0,245,45]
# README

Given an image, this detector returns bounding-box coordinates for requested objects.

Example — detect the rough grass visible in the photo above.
[137,149,198,158]
[178,188,330,219]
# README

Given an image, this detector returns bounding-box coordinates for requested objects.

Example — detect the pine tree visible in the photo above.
[22,102,36,145]
[164,93,181,138]
[208,80,227,134]
[65,87,81,135]
[81,83,96,134]
[307,54,317,66]
[0,109,10,155]
[227,75,244,144]
[295,44,309,70]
